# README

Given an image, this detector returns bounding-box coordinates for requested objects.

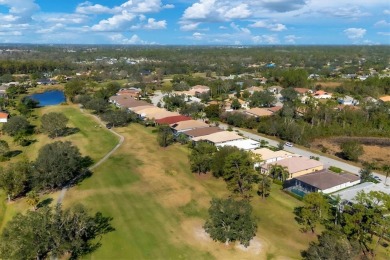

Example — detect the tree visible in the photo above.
[26,191,40,211]
[242,90,250,99]
[189,142,217,174]
[382,164,390,186]
[231,98,241,110]
[281,69,308,88]
[340,140,363,162]
[33,141,85,190]
[268,164,290,182]
[211,146,240,178]
[257,172,271,199]
[41,112,69,138]
[100,109,133,127]
[156,125,174,147]
[64,79,86,101]
[85,98,108,114]
[280,87,299,102]
[295,193,329,233]
[342,191,390,255]
[204,198,257,247]
[0,140,9,158]
[0,161,32,200]
[223,150,257,198]
[0,204,114,259]
[359,164,373,183]
[303,229,360,260]
[249,91,276,108]
[2,116,31,137]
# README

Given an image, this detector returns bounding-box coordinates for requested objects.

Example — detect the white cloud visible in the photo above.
[344,28,366,40]
[384,10,390,15]
[192,32,205,40]
[34,13,89,24]
[251,34,280,44]
[119,0,163,13]
[249,21,286,31]
[163,4,175,9]
[0,0,39,23]
[92,11,135,31]
[76,2,113,14]
[109,33,149,44]
[144,18,166,29]
[180,22,200,31]
[284,34,301,43]
[374,20,390,27]
[230,22,251,34]
[224,4,251,19]
[36,23,65,34]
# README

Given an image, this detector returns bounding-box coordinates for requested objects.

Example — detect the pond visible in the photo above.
[29,90,66,106]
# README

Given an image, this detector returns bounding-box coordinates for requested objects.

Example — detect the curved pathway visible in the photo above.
[57,109,124,204]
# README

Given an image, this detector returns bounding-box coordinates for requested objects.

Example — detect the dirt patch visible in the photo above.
[194,172,214,181]
[315,81,342,88]
[312,138,390,169]
[235,237,262,255]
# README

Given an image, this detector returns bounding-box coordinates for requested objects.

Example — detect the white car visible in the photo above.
[285,142,293,147]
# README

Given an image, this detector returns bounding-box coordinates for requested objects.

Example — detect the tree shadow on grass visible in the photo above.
[62,127,80,137]
[37,198,53,209]
[4,150,23,158]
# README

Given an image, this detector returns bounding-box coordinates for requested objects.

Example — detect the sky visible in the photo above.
[0,0,389,45]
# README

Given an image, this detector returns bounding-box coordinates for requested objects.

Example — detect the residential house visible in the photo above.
[379,96,390,102]
[246,86,263,95]
[0,112,9,123]
[134,107,179,120]
[117,88,142,99]
[333,182,390,203]
[262,156,324,179]
[216,138,260,150]
[190,85,210,97]
[313,90,332,99]
[109,96,150,109]
[170,120,209,133]
[252,148,296,165]
[245,106,282,118]
[0,85,8,97]
[155,115,192,125]
[293,170,360,194]
[294,88,312,95]
[338,95,359,106]
[192,131,244,145]
[269,86,283,94]
[182,126,223,138]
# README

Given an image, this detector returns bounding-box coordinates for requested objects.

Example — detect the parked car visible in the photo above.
[285,142,293,147]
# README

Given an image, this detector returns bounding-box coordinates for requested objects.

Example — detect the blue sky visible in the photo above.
[0,0,389,45]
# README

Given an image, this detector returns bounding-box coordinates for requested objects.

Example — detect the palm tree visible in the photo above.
[269,164,290,182]
[382,164,390,186]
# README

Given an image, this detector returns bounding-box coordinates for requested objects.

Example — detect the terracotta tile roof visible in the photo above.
[379,96,390,102]
[295,169,360,190]
[268,106,282,113]
[109,95,150,108]
[155,115,192,125]
[182,126,223,137]
[0,112,9,118]
[252,148,294,161]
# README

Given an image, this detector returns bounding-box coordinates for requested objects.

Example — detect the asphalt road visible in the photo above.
[218,123,387,184]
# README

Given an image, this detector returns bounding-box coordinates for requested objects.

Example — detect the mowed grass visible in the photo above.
[63,124,315,259]
[0,105,118,230]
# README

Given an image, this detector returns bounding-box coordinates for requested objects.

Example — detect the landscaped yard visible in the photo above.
[62,124,314,259]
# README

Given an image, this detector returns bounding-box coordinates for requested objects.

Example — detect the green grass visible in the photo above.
[61,124,315,259]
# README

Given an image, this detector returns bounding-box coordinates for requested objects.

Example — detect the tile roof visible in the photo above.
[109,95,150,108]
[264,156,324,174]
[295,169,360,190]
[294,88,310,94]
[192,131,244,144]
[379,96,390,102]
[170,120,209,131]
[252,148,295,161]
[155,115,192,125]
[245,107,273,117]
[0,112,9,118]
[182,126,223,137]
[216,139,259,150]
